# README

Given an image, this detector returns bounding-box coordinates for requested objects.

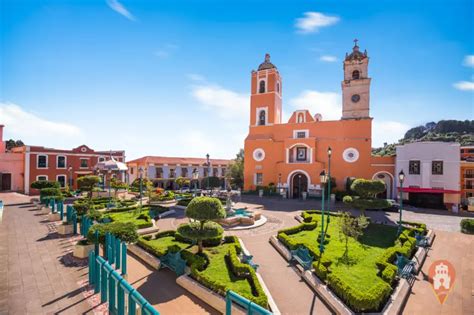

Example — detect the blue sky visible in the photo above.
[1,0,473,160]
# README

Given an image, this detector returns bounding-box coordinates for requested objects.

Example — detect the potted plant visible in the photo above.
[73,239,95,259]
[57,221,74,235]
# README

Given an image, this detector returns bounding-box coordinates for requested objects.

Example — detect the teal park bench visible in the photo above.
[240,253,259,271]
[290,246,314,270]
[414,232,429,248]
[396,254,416,279]
[160,251,186,276]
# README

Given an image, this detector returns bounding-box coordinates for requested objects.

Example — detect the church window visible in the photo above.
[297,113,304,123]
[277,82,280,93]
[258,110,266,125]
[296,148,307,162]
[259,80,266,93]
[352,70,360,80]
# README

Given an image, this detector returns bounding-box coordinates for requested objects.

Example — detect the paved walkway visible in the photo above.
[0,192,33,206]
[0,203,92,314]
[403,230,474,315]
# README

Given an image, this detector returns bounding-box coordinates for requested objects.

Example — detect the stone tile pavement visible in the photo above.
[0,192,33,206]
[0,203,93,314]
[403,230,474,315]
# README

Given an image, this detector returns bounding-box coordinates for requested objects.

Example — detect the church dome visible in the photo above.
[258,53,277,70]
[345,40,368,61]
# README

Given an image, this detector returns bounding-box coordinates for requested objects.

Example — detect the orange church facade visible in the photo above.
[244,42,396,199]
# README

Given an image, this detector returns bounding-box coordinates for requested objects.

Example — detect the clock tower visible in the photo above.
[342,39,371,119]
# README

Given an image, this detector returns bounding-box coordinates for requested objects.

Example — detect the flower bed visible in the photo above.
[137,233,268,308]
[277,211,425,313]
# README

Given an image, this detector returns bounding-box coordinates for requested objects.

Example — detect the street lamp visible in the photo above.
[107,170,112,209]
[278,173,282,196]
[206,153,210,193]
[192,168,199,197]
[397,170,405,235]
[68,165,73,189]
[320,170,328,254]
[327,147,332,224]
[139,166,144,208]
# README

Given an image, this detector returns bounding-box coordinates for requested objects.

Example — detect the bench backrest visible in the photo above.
[295,246,313,261]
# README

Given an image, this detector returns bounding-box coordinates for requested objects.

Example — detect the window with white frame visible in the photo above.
[57,175,66,188]
[57,156,66,168]
[98,156,105,162]
[259,80,266,93]
[255,173,263,185]
[80,158,88,168]
[37,155,48,168]
[37,175,47,181]
[293,130,308,139]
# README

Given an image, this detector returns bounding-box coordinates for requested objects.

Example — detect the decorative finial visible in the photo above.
[354,38,359,47]
[265,53,270,62]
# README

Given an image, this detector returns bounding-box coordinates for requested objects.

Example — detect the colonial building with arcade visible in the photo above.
[244,41,396,199]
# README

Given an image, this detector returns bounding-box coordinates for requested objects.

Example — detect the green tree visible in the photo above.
[200,176,221,189]
[175,176,190,189]
[344,179,390,214]
[177,197,225,253]
[338,212,369,258]
[5,139,24,151]
[226,149,244,189]
[77,175,100,199]
[110,177,128,197]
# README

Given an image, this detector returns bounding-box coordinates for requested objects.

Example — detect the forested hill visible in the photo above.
[372,120,474,156]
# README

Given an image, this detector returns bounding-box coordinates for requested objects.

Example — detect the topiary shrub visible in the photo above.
[177,221,223,253]
[31,180,60,190]
[460,218,474,234]
[87,222,138,244]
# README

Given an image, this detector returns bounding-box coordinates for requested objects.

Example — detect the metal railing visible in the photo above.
[225,290,272,315]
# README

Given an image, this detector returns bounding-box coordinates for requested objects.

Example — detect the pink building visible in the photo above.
[0,125,25,192]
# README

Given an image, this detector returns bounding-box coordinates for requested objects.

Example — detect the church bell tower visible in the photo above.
[342,40,371,119]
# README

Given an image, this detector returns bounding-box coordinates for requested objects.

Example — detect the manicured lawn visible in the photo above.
[199,243,254,298]
[290,213,398,292]
[289,213,398,292]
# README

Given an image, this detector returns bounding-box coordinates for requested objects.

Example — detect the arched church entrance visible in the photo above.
[291,172,308,199]
[372,172,394,199]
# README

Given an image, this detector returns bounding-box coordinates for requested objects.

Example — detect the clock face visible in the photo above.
[351,94,360,103]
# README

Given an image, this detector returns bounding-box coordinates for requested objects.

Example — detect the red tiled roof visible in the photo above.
[127,156,232,166]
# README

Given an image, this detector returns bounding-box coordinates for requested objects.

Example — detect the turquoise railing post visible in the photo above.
[88,251,95,285]
[115,238,121,270]
[80,216,84,236]
[100,262,108,303]
[49,198,55,213]
[104,233,109,260]
[72,211,77,235]
[66,205,72,223]
[94,230,99,257]
[58,201,64,220]
[95,257,101,294]
[226,290,272,315]
[226,293,232,315]
[121,242,127,276]
[117,278,125,315]
[128,290,136,315]
[110,234,116,265]
[109,275,116,313]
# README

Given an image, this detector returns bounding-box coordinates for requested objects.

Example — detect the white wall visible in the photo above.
[395,142,460,191]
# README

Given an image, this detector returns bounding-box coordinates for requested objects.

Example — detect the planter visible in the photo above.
[259,189,264,197]
[302,192,308,200]
[41,207,50,214]
[48,212,61,222]
[57,224,73,235]
[73,243,95,259]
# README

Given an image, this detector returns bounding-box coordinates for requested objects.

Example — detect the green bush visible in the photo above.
[327,271,392,312]
[151,191,175,202]
[352,198,391,210]
[177,221,223,248]
[460,219,474,234]
[343,195,353,203]
[350,179,386,199]
[87,222,138,244]
[73,199,90,215]
[31,180,60,189]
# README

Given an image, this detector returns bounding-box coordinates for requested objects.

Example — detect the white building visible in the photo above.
[395,142,461,209]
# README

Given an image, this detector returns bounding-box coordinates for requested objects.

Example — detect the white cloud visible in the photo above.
[154,44,178,59]
[320,55,338,62]
[453,80,474,91]
[106,0,135,21]
[187,73,206,82]
[372,121,410,147]
[463,55,474,68]
[0,103,84,147]
[289,90,341,120]
[191,83,249,120]
[295,12,340,34]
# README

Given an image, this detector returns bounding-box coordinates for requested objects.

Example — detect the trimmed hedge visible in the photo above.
[460,219,474,234]
[87,222,138,244]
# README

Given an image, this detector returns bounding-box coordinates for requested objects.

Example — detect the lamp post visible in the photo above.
[206,153,210,193]
[107,170,112,209]
[278,173,282,196]
[192,168,199,197]
[68,165,73,189]
[139,166,144,208]
[397,170,405,235]
[327,147,332,224]
[320,170,328,254]
[298,174,302,200]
